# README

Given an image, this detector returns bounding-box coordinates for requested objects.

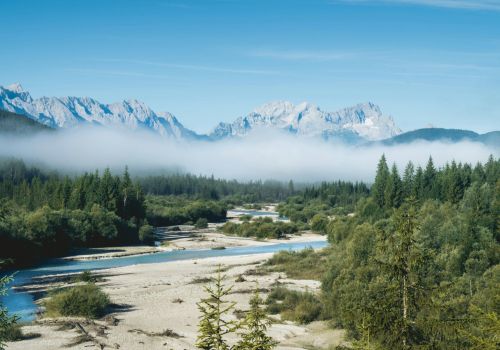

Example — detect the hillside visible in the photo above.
[0,109,53,135]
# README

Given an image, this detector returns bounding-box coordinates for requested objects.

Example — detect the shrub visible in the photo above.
[71,271,97,283]
[194,218,208,229]
[263,247,330,280]
[44,284,110,318]
[265,287,322,324]
[138,224,155,244]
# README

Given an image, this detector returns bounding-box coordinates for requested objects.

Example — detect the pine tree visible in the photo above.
[235,288,277,350]
[196,266,238,350]
[372,155,390,207]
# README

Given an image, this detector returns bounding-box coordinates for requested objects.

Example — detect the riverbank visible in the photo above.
[6,234,343,350]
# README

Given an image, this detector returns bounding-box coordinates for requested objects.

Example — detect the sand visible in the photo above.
[6,234,345,350]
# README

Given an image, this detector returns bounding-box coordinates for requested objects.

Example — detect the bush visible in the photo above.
[263,247,331,280]
[44,284,110,318]
[138,224,155,244]
[220,219,299,239]
[71,271,97,283]
[265,287,323,324]
[195,218,209,229]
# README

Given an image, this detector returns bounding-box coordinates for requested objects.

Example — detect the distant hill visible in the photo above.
[0,109,53,134]
[380,128,500,148]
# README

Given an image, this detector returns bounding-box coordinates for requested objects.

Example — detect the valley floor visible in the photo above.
[7,234,346,350]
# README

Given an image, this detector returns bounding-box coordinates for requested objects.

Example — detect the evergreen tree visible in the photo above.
[375,198,428,349]
[423,157,437,199]
[385,163,403,209]
[196,266,238,350]
[372,155,390,207]
[235,288,277,350]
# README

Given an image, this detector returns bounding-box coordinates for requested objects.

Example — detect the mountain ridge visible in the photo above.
[0,83,400,142]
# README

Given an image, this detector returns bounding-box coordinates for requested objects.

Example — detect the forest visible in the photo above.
[0,155,499,349]
[274,155,500,349]
[0,158,293,266]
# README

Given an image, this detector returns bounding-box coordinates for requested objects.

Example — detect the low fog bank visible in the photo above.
[0,128,497,182]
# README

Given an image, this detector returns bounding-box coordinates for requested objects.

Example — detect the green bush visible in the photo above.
[220,218,298,239]
[263,247,330,280]
[265,287,322,324]
[138,224,155,244]
[71,271,97,283]
[195,218,209,229]
[44,284,110,318]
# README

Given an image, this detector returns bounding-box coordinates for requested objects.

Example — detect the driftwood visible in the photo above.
[72,322,108,349]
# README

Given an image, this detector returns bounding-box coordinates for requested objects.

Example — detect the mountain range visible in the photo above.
[0,83,498,148]
[0,83,400,142]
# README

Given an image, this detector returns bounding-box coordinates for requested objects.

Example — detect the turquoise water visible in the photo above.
[2,240,327,322]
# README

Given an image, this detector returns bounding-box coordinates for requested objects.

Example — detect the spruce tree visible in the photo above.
[372,155,390,207]
[385,163,403,209]
[423,157,437,199]
[235,288,277,350]
[196,266,238,350]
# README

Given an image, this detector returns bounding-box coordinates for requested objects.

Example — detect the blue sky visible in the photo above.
[1,0,499,133]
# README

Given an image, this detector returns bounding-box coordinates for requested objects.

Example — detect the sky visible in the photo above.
[1,0,500,133]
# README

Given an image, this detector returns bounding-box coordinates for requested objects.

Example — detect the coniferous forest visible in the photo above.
[0,155,499,349]
[278,155,500,349]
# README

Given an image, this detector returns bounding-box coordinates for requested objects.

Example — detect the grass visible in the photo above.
[262,247,331,280]
[0,323,41,342]
[266,287,323,324]
[44,284,110,319]
[189,276,215,284]
[71,271,99,283]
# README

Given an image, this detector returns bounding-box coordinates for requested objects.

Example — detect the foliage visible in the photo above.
[320,155,500,349]
[0,273,18,350]
[195,218,209,229]
[277,181,369,223]
[0,160,146,266]
[138,223,155,244]
[140,174,294,203]
[221,217,298,239]
[265,287,322,324]
[263,247,330,280]
[146,195,227,227]
[44,284,110,319]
